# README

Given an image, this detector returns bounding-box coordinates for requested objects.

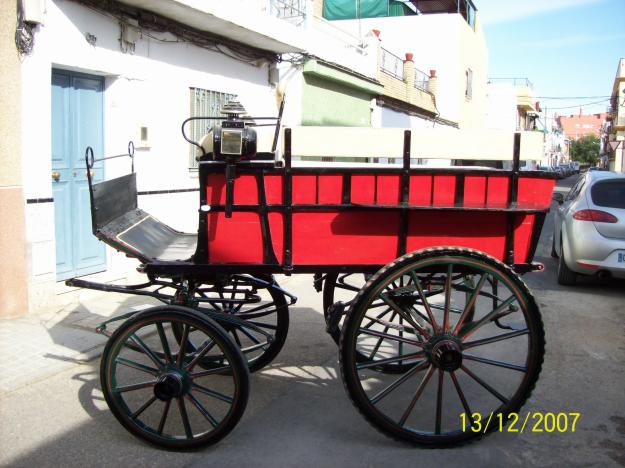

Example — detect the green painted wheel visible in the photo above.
[173,275,289,373]
[340,248,544,447]
[100,306,249,450]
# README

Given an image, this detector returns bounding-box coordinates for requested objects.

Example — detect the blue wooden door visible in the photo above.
[52,70,106,281]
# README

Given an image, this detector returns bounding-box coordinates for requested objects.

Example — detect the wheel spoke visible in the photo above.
[450,371,472,416]
[190,366,231,378]
[370,360,429,405]
[367,312,397,361]
[357,351,425,370]
[236,308,280,320]
[245,320,277,331]
[462,329,529,349]
[129,334,163,368]
[435,369,444,435]
[358,327,426,348]
[176,324,190,367]
[460,295,517,340]
[463,354,527,372]
[409,271,440,334]
[186,338,217,372]
[443,265,453,332]
[177,397,193,439]
[131,395,158,419]
[461,365,509,404]
[157,399,171,435]
[399,365,435,426]
[156,322,173,364]
[238,326,262,345]
[231,329,243,347]
[114,380,157,393]
[453,274,489,335]
[362,308,393,330]
[115,357,158,375]
[188,392,219,428]
[378,294,431,339]
[192,383,234,404]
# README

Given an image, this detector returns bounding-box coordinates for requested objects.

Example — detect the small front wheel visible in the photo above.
[100,306,249,449]
[340,248,544,447]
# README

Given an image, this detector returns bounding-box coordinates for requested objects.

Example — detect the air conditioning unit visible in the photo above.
[22,0,46,25]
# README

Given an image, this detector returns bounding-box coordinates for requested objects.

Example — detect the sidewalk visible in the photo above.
[0,281,161,395]
[0,273,303,396]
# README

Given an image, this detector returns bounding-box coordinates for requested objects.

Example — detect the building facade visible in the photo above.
[604,58,625,172]
[5,0,494,314]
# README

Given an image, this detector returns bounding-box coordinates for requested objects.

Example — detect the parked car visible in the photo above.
[571,161,580,174]
[552,171,625,284]
[554,166,565,179]
[558,163,572,177]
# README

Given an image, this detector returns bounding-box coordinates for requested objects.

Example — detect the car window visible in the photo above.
[591,180,625,209]
[566,178,585,201]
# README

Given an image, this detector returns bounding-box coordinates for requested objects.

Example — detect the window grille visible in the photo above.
[189,87,237,168]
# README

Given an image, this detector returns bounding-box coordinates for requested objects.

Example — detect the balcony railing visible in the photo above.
[380,48,403,80]
[270,0,306,25]
[488,77,534,89]
[414,68,429,92]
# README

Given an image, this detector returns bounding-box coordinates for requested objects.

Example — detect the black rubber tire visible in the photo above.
[557,245,577,286]
[174,276,289,373]
[339,247,545,447]
[100,306,249,450]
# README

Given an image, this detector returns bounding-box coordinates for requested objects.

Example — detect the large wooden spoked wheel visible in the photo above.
[100,306,249,450]
[339,248,544,447]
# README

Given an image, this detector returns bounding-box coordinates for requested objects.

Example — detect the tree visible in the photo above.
[570,135,600,165]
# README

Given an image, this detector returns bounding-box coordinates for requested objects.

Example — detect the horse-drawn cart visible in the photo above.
[67,106,555,449]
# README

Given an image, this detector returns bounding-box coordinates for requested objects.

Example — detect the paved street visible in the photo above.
[1,175,624,468]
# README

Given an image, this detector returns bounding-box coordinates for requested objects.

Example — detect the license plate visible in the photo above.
[619,253,625,263]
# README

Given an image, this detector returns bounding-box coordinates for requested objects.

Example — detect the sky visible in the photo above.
[476,0,625,125]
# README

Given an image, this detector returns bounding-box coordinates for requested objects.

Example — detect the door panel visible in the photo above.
[52,70,106,281]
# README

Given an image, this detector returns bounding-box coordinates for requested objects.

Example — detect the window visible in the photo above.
[591,180,625,209]
[189,87,237,168]
[465,69,473,99]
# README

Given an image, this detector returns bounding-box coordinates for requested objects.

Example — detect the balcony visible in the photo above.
[322,0,477,28]
[269,0,307,26]
[488,77,536,112]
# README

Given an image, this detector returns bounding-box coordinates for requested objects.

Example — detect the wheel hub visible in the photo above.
[154,373,185,401]
[427,336,463,371]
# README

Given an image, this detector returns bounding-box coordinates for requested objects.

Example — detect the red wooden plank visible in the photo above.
[432,175,456,206]
[464,176,487,207]
[486,176,509,207]
[318,175,343,204]
[293,175,317,204]
[409,175,433,205]
[265,174,283,205]
[377,175,400,205]
[513,214,534,263]
[207,212,264,263]
[351,175,376,204]
[518,177,555,209]
[292,211,400,264]
[406,212,507,261]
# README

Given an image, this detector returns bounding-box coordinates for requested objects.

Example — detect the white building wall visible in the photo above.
[21,0,278,310]
[330,14,488,129]
[486,84,518,131]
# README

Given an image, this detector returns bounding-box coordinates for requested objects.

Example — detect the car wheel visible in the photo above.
[557,242,577,286]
